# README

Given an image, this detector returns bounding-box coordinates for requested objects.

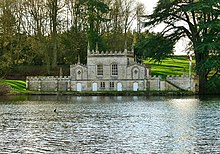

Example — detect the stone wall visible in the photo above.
[26,76,71,92]
[27,75,198,92]
[27,76,147,92]
[147,75,198,92]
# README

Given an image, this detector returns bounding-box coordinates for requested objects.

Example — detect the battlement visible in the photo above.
[88,49,134,57]
[147,75,193,80]
[70,63,87,67]
[166,75,191,80]
[147,75,162,80]
[26,76,70,81]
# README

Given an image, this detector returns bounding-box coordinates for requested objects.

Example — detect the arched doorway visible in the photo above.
[133,82,139,91]
[92,83,98,91]
[117,83,123,91]
[76,83,82,92]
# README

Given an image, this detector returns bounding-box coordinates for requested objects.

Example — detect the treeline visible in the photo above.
[0,0,145,76]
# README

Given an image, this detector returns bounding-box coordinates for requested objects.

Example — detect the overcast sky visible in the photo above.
[137,0,188,55]
[138,0,158,14]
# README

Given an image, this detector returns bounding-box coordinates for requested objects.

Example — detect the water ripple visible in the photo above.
[0,96,220,153]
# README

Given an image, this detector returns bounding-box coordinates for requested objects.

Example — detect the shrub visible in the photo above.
[0,83,11,95]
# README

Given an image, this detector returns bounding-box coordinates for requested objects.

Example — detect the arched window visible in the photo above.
[76,68,83,80]
[111,64,118,76]
[132,67,139,79]
[97,64,103,76]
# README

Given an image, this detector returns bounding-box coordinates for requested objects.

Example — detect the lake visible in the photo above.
[0,95,220,153]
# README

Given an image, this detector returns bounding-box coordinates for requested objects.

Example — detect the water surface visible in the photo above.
[0,96,220,153]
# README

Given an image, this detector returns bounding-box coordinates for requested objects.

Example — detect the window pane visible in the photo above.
[97,65,103,75]
[100,82,105,89]
[112,64,118,76]
[110,82,114,88]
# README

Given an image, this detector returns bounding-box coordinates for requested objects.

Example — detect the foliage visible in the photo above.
[79,0,110,50]
[145,0,220,94]
[59,27,87,64]
[135,32,174,63]
[0,82,11,95]
[0,0,144,77]
[103,31,133,51]
[0,1,17,76]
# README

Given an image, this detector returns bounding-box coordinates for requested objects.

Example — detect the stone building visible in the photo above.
[70,46,149,91]
[26,45,198,93]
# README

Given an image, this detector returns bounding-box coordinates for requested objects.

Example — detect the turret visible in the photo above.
[95,42,99,53]
[124,40,128,55]
[77,55,80,64]
[87,41,90,56]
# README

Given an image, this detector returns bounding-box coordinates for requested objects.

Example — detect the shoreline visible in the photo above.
[25,90,194,96]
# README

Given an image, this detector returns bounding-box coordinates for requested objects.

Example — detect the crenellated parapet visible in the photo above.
[26,76,70,81]
[166,75,192,80]
[70,63,87,67]
[146,75,162,80]
[146,75,193,80]
[88,49,134,57]
[26,76,71,92]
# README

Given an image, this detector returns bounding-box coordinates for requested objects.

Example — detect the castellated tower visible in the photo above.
[68,41,149,91]
[86,42,136,80]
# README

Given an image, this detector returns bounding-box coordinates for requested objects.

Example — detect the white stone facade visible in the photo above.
[69,49,149,91]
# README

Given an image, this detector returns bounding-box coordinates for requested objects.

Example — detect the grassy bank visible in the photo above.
[145,56,195,78]
[2,80,27,94]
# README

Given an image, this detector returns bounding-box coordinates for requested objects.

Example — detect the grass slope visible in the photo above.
[2,80,27,93]
[145,56,195,78]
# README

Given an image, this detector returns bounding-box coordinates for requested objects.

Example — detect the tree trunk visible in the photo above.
[198,71,208,95]
[195,50,208,95]
[50,0,58,69]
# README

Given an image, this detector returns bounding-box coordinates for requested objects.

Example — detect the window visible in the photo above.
[97,64,103,76]
[110,82,114,89]
[111,64,118,76]
[100,82,105,89]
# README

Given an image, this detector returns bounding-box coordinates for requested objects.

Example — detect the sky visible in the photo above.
[137,0,188,55]
[138,0,158,15]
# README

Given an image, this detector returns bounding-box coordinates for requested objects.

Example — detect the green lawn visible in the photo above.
[145,56,195,78]
[2,80,27,93]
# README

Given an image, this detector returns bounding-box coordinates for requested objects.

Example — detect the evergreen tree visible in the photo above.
[145,0,220,94]
[135,32,174,63]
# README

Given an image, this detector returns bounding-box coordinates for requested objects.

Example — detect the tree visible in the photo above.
[135,32,174,63]
[0,0,146,77]
[59,27,87,64]
[0,0,17,76]
[81,0,110,50]
[21,0,52,73]
[47,0,62,69]
[145,0,220,94]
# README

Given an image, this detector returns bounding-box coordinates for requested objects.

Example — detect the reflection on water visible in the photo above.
[0,96,220,153]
